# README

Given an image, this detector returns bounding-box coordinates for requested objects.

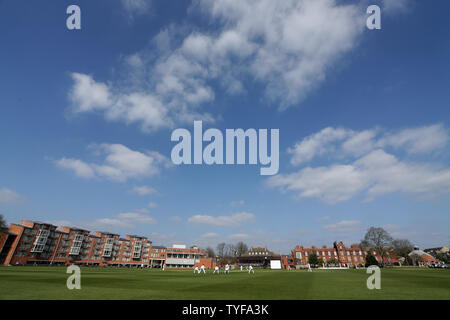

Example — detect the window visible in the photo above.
[31,229,50,253]
[103,238,114,257]
[70,234,84,255]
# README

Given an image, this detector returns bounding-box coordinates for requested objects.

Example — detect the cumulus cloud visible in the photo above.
[59,211,157,231]
[270,124,450,203]
[201,232,219,238]
[147,202,157,208]
[69,0,370,131]
[69,73,170,132]
[0,188,26,204]
[69,73,111,113]
[323,220,363,233]
[228,233,250,240]
[117,212,157,224]
[170,216,183,222]
[271,149,450,203]
[382,0,410,14]
[86,218,135,230]
[230,200,245,207]
[188,212,255,227]
[377,124,448,154]
[131,185,157,195]
[316,216,331,223]
[288,124,448,166]
[121,0,150,15]
[288,127,352,165]
[55,143,170,182]
[56,158,96,179]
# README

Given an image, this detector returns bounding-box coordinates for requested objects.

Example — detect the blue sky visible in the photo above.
[0,0,449,253]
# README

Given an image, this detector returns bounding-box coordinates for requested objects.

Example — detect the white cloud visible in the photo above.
[188,212,255,227]
[60,211,157,231]
[55,158,96,179]
[132,185,157,196]
[288,124,448,166]
[195,0,365,108]
[377,124,448,155]
[117,212,157,224]
[85,218,135,230]
[69,73,111,113]
[270,149,450,203]
[0,188,26,204]
[382,0,410,14]
[56,143,169,182]
[147,202,157,208]
[121,0,150,14]
[269,164,367,203]
[230,200,245,207]
[316,216,331,223]
[201,232,219,238]
[170,216,183,222]
[69,0,369,131]
[272,124,450,203]
[69,73,171,132]
[288,127,352,165]
[323,220,362,233]
[228,233,250,240]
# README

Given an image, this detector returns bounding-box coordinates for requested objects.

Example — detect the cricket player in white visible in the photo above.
[248,265,255,274]
[200,264,206,274]
[307,263,312,272]
[194,266,199,274]
[225,264,230,274]
[240,265,243,271]
[213,265,220,274]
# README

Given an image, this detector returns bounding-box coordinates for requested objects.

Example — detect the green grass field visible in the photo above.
[0,266,448,300]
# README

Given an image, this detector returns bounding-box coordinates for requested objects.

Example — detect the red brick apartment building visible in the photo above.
[288,241,399,268]
[237,242,399,269]
[0,220,214,268]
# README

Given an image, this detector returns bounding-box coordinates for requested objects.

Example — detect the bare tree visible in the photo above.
[205,247,215,258]
[224,243,236,257]
[392,239,414,264]
[216,243,225,257]
[235,241,248,256]
[361,227,393,261]
[0,214,7,230]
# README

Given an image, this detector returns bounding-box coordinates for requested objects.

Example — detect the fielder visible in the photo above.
[194,266,199,274]
[200,264,206,274]
[248,265,255,274]
[225,264,230,274]
[213,265,220,274]
[307,263,312,272]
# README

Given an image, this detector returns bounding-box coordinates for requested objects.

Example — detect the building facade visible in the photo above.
[291,241,399,268]
[0,220,215,268]
[0,221,406,269]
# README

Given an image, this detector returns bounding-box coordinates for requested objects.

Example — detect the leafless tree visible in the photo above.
[235,241,248,256]
[216,242,226,257]
[392,239,414,264]
[0,214,7,230]
[224,243,236,257]
[205,247,215,258]
[361,227,393,261]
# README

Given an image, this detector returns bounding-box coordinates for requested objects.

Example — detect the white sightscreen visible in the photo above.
[270,260,281,269]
